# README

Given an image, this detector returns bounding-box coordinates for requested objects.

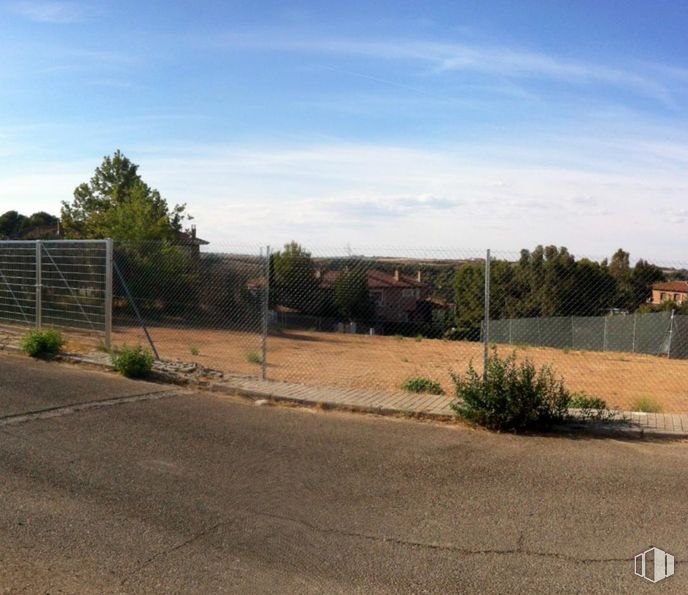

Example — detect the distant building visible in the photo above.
[176,225,209,261]
[318,269,436,323]
[651,281,688,305]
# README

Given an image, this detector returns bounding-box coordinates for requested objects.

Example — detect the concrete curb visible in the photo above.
[206,382,456,421]
[3,347,687,439]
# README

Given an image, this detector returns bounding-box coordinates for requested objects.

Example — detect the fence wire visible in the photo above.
[3,239,688,414]
[107,242,688,413]
[111,241,266,378]
[0,240,109,347]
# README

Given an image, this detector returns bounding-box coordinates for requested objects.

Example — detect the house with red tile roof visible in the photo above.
[318,269,432,323]
[651,281,688,305]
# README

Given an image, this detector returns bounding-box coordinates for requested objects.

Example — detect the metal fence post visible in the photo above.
[483,249,491,379]
[35,240,42,328]
[603,316,608,351]
[261,245,270,381]
[668,309,676,358]
[632,312,637,353]
[570,316,575,349]
[104,238,113,350]
[112,260,159,360]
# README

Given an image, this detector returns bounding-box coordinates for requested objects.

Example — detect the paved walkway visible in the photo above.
[212,377,455,417]
[213,376,688,438]
[3,334,687,437]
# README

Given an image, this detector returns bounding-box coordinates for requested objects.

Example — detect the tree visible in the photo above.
[61,151,194,317]
[0,210,59,239]
[629,260,665,311]
[0,210,27,238]
[454,263,484,339]
[60,150,187,241]
[334,267,372,322]
[270,242,319,311]
[609,248,632,310]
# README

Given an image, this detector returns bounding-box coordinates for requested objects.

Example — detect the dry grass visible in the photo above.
[106,325,688,413]
[4,321,684,413]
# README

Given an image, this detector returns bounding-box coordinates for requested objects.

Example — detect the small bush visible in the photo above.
[402,376,444,395]
[414,335,423,342]
[451,350,570,431]
[630,396,662,413]
[21,328,65,358]
[568,393,607,411]
[190,345,200,356]
[393,334,404,341]
[246,350,263,364]
[112,344,154,378]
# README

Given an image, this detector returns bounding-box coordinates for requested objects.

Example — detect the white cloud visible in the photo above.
[210,34,676,105]
[122,141,687,262]
[2,139,687,263]
[8,1,95,23]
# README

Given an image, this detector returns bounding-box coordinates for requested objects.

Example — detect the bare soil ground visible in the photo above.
[110,325,688,413]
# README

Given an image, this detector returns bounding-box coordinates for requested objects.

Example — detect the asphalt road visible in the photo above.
[1,353,687,593]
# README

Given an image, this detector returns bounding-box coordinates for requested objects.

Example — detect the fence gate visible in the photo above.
[0,239,112,348]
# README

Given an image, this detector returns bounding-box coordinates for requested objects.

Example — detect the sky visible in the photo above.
[1,0,688,262]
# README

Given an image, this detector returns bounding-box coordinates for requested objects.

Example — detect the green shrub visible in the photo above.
[450,350,570,431]
[190,345,200,356]
[112,344,154,378]
[402,376,444,395]
[568,393,607,411]
[246,350,263,364]
[21,329,65,358]
[630,396,662,413]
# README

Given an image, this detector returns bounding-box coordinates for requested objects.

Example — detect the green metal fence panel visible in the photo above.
[488,319,510,344]
[487,311,685,359]
[605,314,634,352]
[540,316,573,349]
[671,315,688,359]
[634,311,670,355]
[572,316,605,351]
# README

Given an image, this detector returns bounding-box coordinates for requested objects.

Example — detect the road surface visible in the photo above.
[0,353,686,593]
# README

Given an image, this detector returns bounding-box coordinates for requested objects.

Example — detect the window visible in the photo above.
[371,290,384,306]
[402,289,414,297]
[661,292,667,301]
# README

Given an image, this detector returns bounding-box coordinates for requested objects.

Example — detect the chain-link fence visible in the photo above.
[111,241,266,378]
[103,242,688,413]
[3,240,688,414]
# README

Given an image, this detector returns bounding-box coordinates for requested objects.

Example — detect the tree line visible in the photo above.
[453,246,669,338]
[1,151,681,336]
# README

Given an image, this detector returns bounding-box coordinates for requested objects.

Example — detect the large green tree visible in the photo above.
[270,242,319,311]
[61,151,194,317]
[334,266,373,322]
[0,210,59,239]
[60,150,187,241]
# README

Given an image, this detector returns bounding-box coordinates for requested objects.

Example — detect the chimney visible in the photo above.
[191,224,197,239]
[416,270,422,283]
[394,269,400,281]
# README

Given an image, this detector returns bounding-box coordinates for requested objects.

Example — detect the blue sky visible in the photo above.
[1,1,688,261]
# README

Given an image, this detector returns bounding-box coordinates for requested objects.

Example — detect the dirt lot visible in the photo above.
[111,325,688,413]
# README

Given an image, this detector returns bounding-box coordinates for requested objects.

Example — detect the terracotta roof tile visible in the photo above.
[652,281,688,293]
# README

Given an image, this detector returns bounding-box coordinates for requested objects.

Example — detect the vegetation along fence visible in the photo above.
[3,239,688,413]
